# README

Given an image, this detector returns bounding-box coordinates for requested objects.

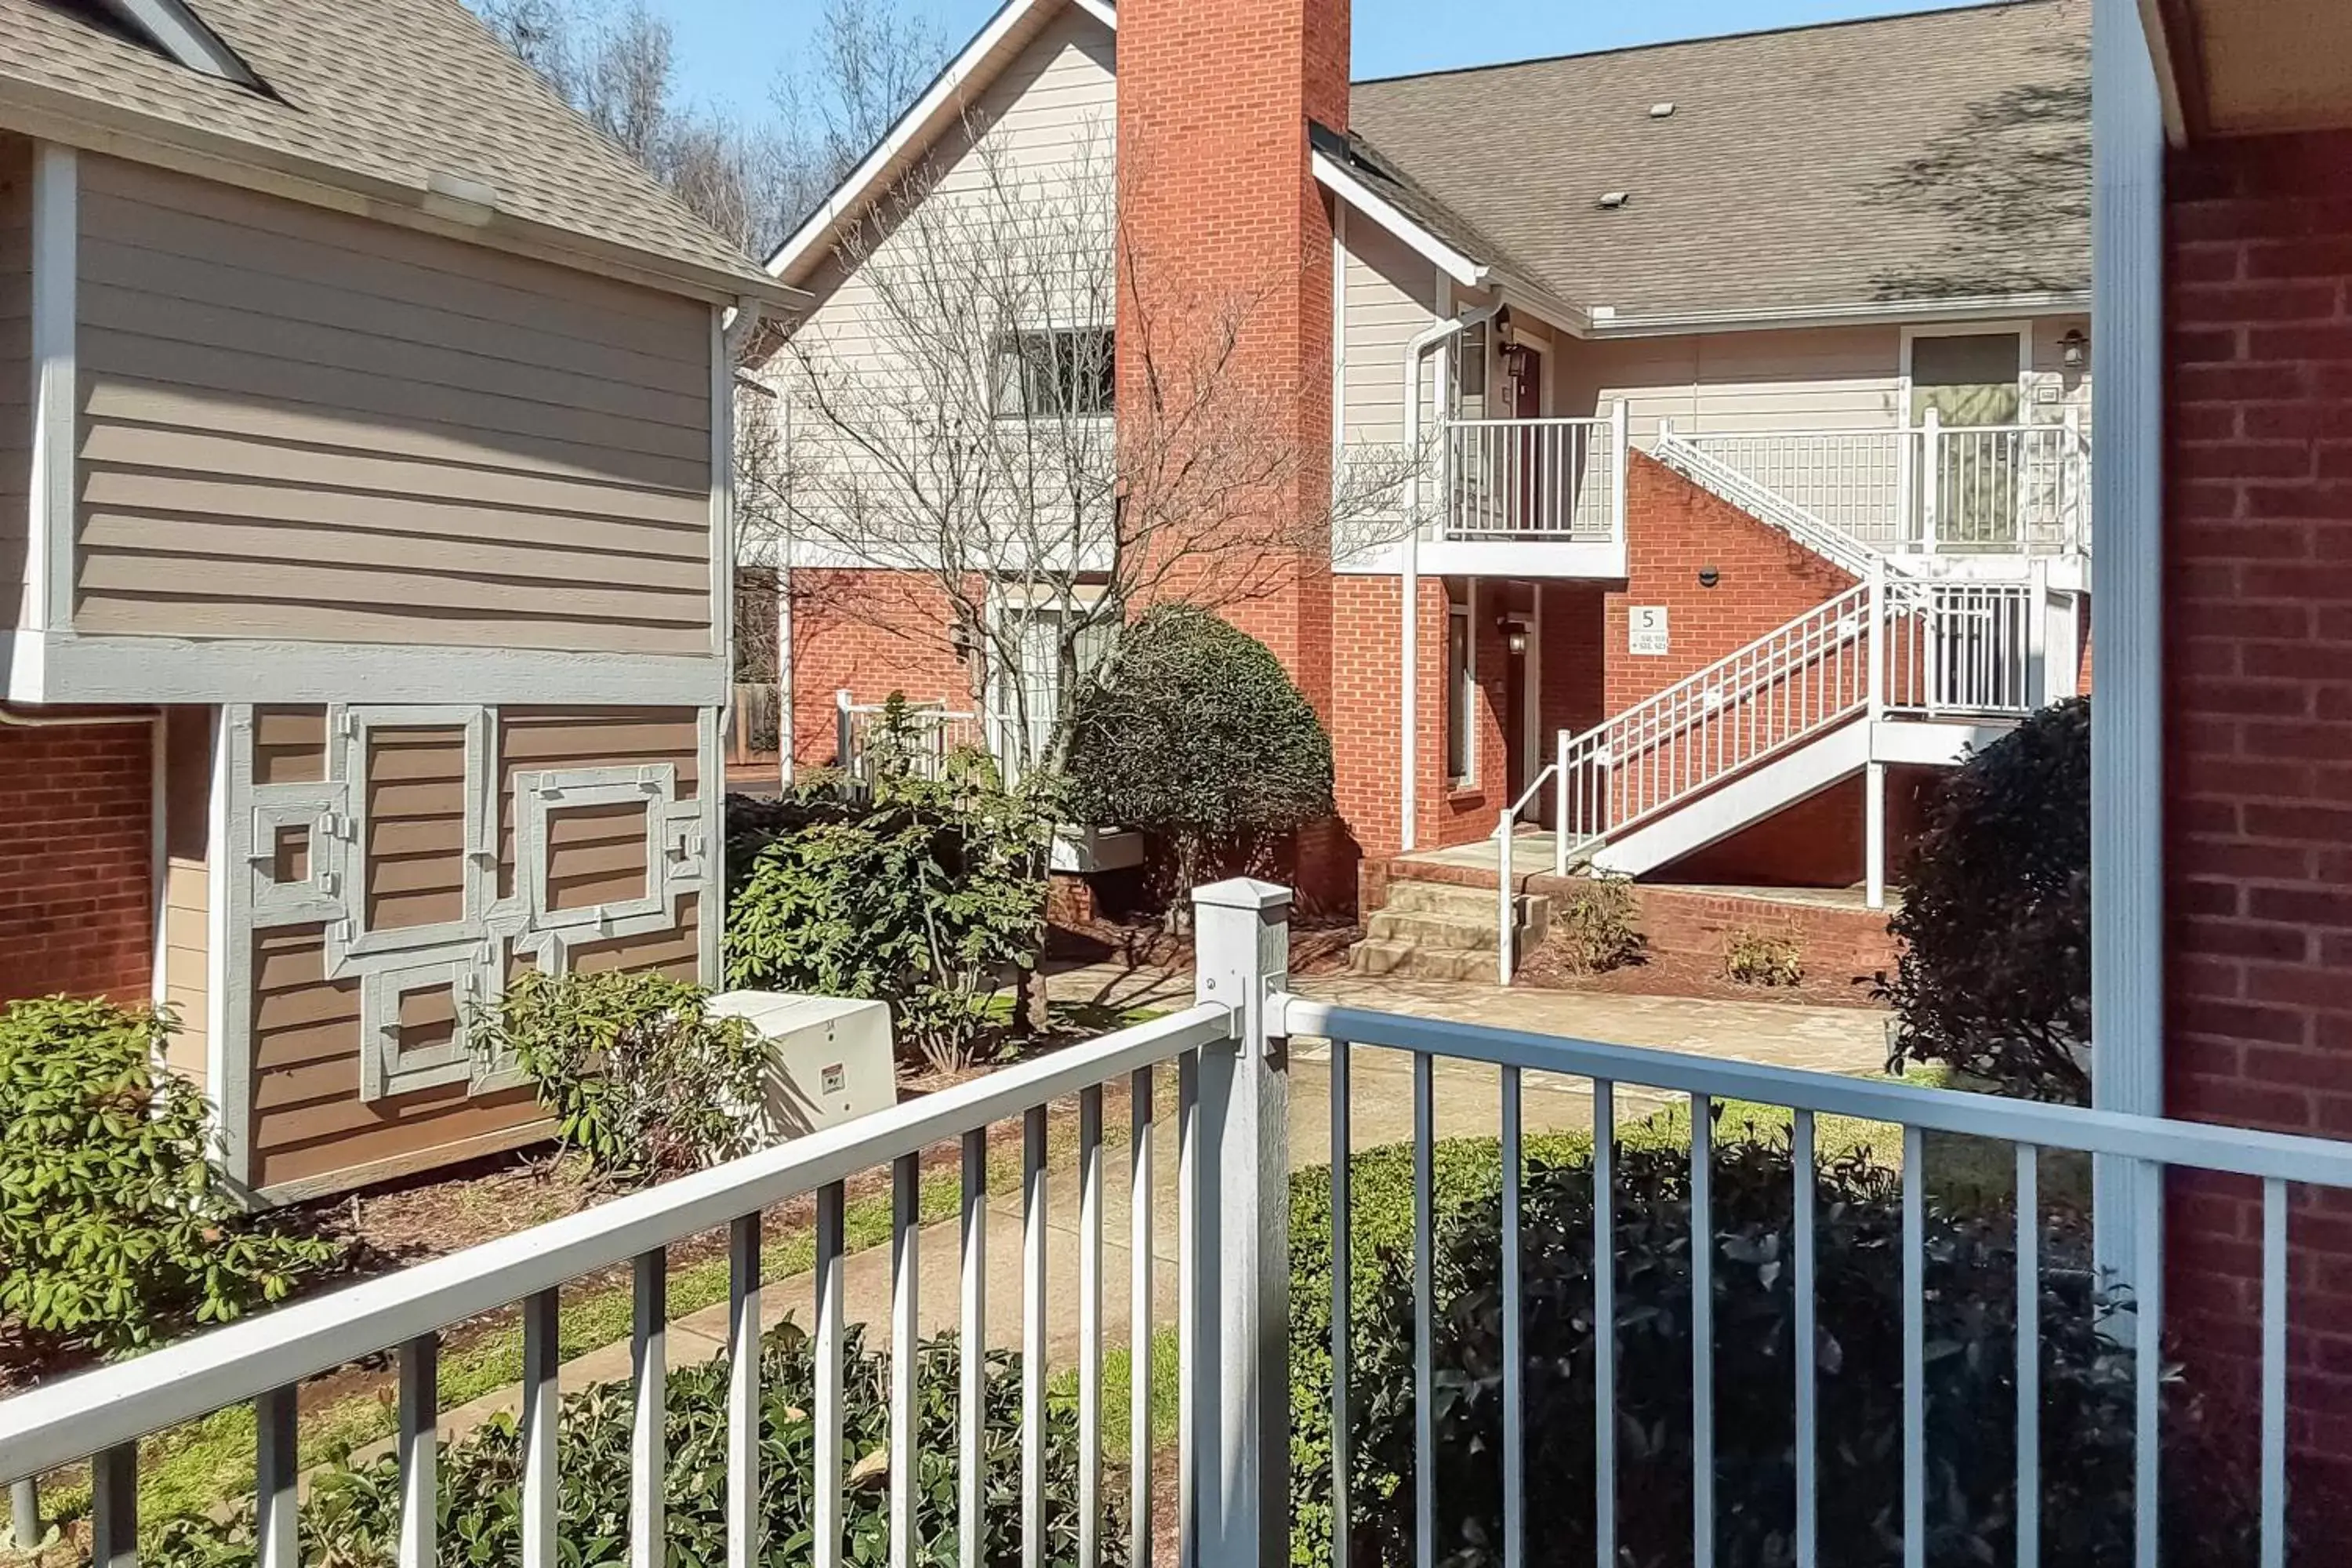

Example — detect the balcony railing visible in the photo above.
[1659,411,2090,558]
[5,882,2346,1568]
[835,691,986,783]
[1437,406,1628,546]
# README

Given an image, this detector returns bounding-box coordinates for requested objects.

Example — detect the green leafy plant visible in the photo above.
[1290,1121,2267,1568]
[152,1322,1120,1568]
[1545,873,1645,975]
[1064,604,1334,918]
[1881,698,2090,1102]
[726,752,1054,1073]
[1723,926,1804,987]
[0,996,339,1360]
[466,970,764,1188]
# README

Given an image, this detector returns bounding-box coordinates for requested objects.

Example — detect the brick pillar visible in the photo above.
[2164,126,2352,1509]
[0,718,154,1005]
[1116,0,1351,903]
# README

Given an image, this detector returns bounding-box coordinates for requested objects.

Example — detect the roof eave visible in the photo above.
[0,82,804,310]
[1583,288,2093,338]
[1309,147,1491,292]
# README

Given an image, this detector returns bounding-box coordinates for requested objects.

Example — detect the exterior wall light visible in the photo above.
[1697,565,1721,589]
[2060,328,2089,370]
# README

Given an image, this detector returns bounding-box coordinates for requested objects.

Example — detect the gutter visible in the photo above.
[1398,303,1499,853]
[1583,289,2093,339]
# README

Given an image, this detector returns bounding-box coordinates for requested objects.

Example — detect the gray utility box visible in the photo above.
[706,992,896,1142]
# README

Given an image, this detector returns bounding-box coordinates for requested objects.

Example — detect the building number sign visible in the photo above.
[1630,605,1670,656]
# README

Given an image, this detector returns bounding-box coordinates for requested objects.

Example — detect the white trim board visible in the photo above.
[27,634,728,706]
[95,0,262,85]
[1310,149,1489,289]
[16,142,76,706]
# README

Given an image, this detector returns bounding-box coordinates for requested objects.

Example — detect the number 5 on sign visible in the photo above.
[1629,605,1669,656]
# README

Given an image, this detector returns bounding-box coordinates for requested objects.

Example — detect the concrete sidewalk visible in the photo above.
[394,967,1889,1453]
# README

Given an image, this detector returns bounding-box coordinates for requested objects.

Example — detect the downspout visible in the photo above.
[719,297,782,788]
[1399,303,1498,851]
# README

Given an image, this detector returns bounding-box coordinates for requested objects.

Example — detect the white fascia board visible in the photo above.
[99,0,261,87]
[1312,150,1490,290]
[766,0,1098,283]
[33,633,729,707]
[1585,289,2094,339]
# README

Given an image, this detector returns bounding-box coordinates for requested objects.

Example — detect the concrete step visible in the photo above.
[1345,938,1501,983]
[1367,908,1505,950]
[1382,880,1501,916]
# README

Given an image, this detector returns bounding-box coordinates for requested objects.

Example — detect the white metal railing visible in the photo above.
[1659,412,2089,562]
[1494,763,1558,986]
[1439,405,1628,546]
[9,888,2344,1568]
[835,690,986,783]
[1550,568,2047,858]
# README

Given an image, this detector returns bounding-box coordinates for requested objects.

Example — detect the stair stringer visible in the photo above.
[1587,717,1874,880]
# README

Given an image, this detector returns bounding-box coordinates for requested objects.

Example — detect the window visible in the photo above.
[993,328,1116,419]
[1446,590,1475,785]
[1456,321,1489,400]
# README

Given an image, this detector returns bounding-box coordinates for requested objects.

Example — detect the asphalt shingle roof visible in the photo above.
[0,0,776,296]
[1347,0,2090,321]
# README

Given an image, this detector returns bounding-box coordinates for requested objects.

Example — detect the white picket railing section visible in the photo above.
[1439,407,1627,544]
[835,691,986,783]
[1658,414,2089,562]
[5,884,2346,1568]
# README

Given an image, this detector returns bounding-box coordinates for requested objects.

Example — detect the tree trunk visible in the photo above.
[1012,956,1051,1036]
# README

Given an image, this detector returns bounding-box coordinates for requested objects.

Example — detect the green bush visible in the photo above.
[1290,1119,2263,1568]
[726,751,1054,1073]
[1064,605,1334,902]
[466,969,765,1188]
[152,1322,1120,1568]
[1723,927,1804,988]
[1882,699,2090,1102]
[0,996,340,1359]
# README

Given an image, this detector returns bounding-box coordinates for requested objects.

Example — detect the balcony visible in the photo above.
[1657,414,2092,566]
[5,882,2343,1568]
[1422,408,1629,577]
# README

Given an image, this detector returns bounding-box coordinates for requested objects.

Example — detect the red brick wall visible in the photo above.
[0,719,154,1006]
[2164,126,2352,1500]
[1629,884,1898,982]
[786,569,977,768]
[1117,0,1350,902]
[1657,764,1942,888]
[1602,452,1859,713]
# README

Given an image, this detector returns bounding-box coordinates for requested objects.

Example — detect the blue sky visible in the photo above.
[660,0,1994,118]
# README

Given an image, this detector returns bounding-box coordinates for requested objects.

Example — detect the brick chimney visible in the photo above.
[1114,0,1351,695]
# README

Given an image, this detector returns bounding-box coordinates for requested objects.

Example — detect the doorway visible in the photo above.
[1907,328,2027,548]
[1504,342,1544,532]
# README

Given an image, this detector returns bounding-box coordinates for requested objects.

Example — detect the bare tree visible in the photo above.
[744,124,1416,786]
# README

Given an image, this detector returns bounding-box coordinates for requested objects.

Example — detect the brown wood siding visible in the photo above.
[362,724,466,933]
[245,924,540,1193]
[251,706,325,786]
[0,135,29,635]
[496,708,701,900]
[69,154,714,656]
[161,706,212,1083]
[545,801,652,912]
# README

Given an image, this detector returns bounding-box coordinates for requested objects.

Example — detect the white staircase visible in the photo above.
[1653,426,1886,579]
[1551,570,2047,880]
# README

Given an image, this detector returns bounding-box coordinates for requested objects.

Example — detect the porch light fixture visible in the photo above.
[1697,565,1721,589]
[1507,627,1530,655]
[2060,328,2089,369]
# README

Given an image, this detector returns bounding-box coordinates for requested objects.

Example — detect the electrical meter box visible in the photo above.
[705,992,895,1142]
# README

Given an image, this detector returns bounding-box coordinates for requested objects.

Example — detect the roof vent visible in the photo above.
[1597,191,1631,211]
[1648,102,1677,119]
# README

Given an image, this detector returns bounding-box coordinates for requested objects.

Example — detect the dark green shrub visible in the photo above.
[725,752,1054,1072]
[1882,699,2090,1102]
[1064,605,1334,904]
[466,969,764,1188]
[0,996,340,1359]
[1548,874,1645,975]
[1290,1120,2263,1568]
[152,1322,1120,1568]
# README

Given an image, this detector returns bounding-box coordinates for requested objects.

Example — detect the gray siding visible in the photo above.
[0,136,28,635]
[71,154,715,655]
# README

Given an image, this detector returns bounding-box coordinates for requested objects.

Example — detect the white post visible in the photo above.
[834,689,853,773]
[9,1479,36,1551]
[1611,398,1631,551]
[1867,557,1888,722]
[1554,728,1571,879]
[1189,880,1293,1568]
[2027,557,2051,708]
[1919,407,1942,553]
[1864,762,1888,913]
[776,564,793,789]
[1497,811,1516,988]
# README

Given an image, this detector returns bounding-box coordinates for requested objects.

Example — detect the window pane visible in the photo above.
[1446,612,1470,781]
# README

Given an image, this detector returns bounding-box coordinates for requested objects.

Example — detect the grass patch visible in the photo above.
[1048,1325,1183,1465]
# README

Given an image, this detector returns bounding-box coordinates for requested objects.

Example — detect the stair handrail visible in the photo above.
[1653,420,1886,580]
[1494,761,1559,986]
[1555,579,1881,846]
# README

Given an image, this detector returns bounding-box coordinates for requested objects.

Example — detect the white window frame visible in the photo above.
[1446,584,1477,788]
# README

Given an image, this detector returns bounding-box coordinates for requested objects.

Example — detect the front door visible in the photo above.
[1911,332,2024,548]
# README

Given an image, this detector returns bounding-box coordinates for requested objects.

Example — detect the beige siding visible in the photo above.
[71,154,714,655]
[0,136,28,635]
[160,706,213,1083]
[243,706,705,1199]
[1339,216,1443,450]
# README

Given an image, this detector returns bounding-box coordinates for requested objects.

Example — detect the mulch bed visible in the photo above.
[1514,940,1890,1011]
[1045,914,1360,976]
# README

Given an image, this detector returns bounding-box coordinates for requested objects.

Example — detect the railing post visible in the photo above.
[2027,557,2051,708]
[2063,405,2085,553]
[1497,810,1516,987]
[1189,880,1294,1568]
[1611,398,1632,552]
[1919,408,1941,553]
[1867,557,1888,723]
[1554,728,1571,879]
[8,1478,36,1552]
